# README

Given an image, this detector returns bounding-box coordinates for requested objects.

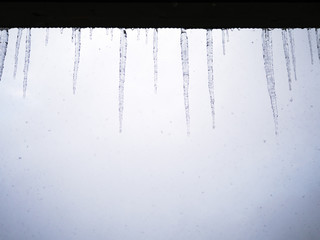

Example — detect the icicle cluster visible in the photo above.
[180,28,190,135]
[73,28,81,94]
[0,29,9,81]
[153,28,158,93]
[262,29,278,135]
[23,28,31,98]
[206,29,215,129]
[119,29,127,133]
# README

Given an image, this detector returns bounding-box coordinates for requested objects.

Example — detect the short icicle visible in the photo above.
[153,28,158,93]
[45,28,49,46]
[262,29,278,135]
[14,28,23,79]
[119,29,127,133]
[23,28,31,98]
[0,29,9,82]
[73,28,81,94]
[206,29,215,129]
[180,28,190,135]
[222,29,226,55]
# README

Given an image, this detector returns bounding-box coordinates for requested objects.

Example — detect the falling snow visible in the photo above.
[262,29,278,135]
[14,28,23,79]
[73,28,81,94]
[153,28,158,93]
[307,28,314,65]
[119,29,127,133]
[45,28,49,46]
[23,28,31,98]
[206,29,215,129]
[288,29,297,81]
[281,29,292,91]
[180,28,190,135]
[0,29,8,82]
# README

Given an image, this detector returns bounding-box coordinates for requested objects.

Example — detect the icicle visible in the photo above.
[206,29,215,129]
[71,28,76,43]
[89,27,93,40]
[316,28,320,62]
[119,29,127,133]
[45,28,49,46]
[288,29,297,81]
[73,28,81,94]
[23,28,31,98]
[226,29,230,42]
[262,29,278,135]
[180,28,190,135]
[222,29,226,55]
[106,28,109,35]
[110,28,113,41]
[281,29,292,91]
[13,28,23,79]
[307,28,314,65]
[153,28,158,93]
[60,28,64,34]
[0,29,8,82]
[145,28,148,44]
[137,28,140,41]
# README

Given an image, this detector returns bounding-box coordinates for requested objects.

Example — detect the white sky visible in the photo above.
[0,28,320,240]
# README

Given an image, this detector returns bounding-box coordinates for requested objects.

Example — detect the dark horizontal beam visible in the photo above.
[0,2,319,28]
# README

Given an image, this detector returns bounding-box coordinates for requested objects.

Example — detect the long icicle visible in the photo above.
[307,28,314,65]
[0,29,8,82]
[14,28,23,79]
[153,28,158,93]
[288,29,297,81]
[73,28,81,94]
[262,29,278,135]
[23,28,31,98]
[316,28,320,62]
[45,28,49,46]
[119,29,127,133]
[206,29,215,129]
[281,29,292,91]
[180,28,190,135]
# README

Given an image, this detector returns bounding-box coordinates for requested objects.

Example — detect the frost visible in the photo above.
[119,29,127,133]
[206,29,215,129]
[262,29,278,135]
[0,29,8,82]
[14,28,23,79]
[73,28,81,94]
[23,28,31,98]
[288,29,297,81]
[281,29,292,91]
[307,28,314,65]
[153,28,158,93]
[45,28,49,46]
[180,28,190,135]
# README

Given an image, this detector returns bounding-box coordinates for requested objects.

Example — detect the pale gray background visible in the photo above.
[0,28,319,240]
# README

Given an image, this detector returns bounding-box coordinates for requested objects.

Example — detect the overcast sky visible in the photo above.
[0,28,320,240]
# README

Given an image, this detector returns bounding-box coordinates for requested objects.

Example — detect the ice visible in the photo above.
[307,28,314,65]
[153,28,158,93]
[281,29,292,91]
[206,29,215,129]
[222,29,226,55]
[23,28,31,98]
[13,28,22,79]
[60,28,63,34]
[72,28,81,94]
[262,29,278,135]
[0,29,8,82]
[119,29,127,133]
[180,28,190,135]
[71,28,76,43]
[288,29,297,81]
